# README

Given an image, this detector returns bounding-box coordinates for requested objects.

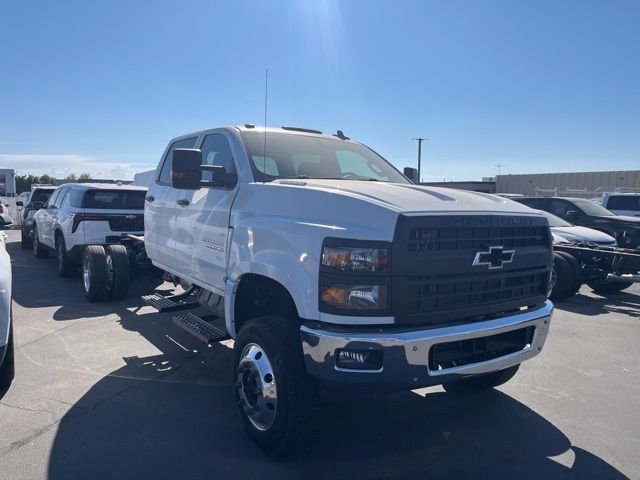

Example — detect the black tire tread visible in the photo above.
[233,316,316,457]
[21,229,32,250]
[56,235,76,278]
[550,252,580,301]
[105,244,130,300]
[0,321,15,389]
[83,245,108,302]
[32,226,48,258]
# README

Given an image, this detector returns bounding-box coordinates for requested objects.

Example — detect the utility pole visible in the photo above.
[496,164,507,176]
[412,137,427,184]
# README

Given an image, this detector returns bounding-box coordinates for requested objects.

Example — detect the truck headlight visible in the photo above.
[321,246,388,272]
[321,284,388,310]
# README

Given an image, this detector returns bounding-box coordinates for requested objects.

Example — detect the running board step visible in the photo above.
[172,313,230,344]
[142,294,199,313]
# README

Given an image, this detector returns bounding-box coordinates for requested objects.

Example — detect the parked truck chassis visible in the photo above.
[551,242,640,300]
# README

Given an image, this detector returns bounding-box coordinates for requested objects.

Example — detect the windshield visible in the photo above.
[240,131,409,184]
[571,199,615,216]
[30,189,55,204]
[538,210,572,227]
[82,190,146,210]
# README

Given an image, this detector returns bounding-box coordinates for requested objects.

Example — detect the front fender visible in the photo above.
[225,220,321,337]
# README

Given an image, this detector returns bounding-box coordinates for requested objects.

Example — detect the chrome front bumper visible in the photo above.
[301,300,553,393]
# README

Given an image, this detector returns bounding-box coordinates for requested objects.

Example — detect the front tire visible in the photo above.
[233,316,315,457]
[56,236,76,277]
[0,321,15,391]
[550,251,581,301]
[82,246,108,302]
[32,226,48,258]
[442,364,520,393]
[587,279,634,294]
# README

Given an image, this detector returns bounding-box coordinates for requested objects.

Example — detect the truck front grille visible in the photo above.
[392,215,552,326]
[429,326,535,371]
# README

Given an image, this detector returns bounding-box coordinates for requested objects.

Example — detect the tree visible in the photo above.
[79,172,91,180]
[66,173,77,181]
[39,174,56,185]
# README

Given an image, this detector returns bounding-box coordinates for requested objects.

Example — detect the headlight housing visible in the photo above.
[319,240,391,315]
[321,284,388,310]
[321,246,388,272]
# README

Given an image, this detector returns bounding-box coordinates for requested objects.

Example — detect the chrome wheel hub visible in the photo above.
[236,344,277,431]
[82,256,91,292]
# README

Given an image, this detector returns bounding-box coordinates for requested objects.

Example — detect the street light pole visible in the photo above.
[412,137,427,184]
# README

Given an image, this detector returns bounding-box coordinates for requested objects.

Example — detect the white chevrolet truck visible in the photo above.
[82,125,554,456]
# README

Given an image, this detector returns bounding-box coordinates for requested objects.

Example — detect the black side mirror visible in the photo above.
[202,165,237,189]
[15,201,23,207]
[172,149,203,190]
[403,167,419,184]
[32,201,45,210]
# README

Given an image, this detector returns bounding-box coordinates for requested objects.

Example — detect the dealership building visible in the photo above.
[423,169,640,197]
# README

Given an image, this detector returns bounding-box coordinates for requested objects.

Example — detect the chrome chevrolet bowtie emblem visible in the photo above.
[472,246,515,269]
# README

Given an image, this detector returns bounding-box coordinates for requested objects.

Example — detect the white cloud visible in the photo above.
[0,154,156,180]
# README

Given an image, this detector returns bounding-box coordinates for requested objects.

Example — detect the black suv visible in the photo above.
[18,187,56,249]
[514,196,640,249]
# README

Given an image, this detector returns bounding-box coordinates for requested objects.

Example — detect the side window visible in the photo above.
[55,188,70,208]
[200,134,237,184]
[549,200,572,218]
[46,189,61,208]
[607,196,639,210]
[520,198,548,210]
[70,189,84,208]
[157,137,198,185]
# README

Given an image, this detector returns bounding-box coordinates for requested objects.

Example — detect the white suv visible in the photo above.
[602,193,640,217]
[32,183,147,276]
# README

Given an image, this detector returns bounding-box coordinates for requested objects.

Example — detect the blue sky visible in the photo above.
[1,0,638,181]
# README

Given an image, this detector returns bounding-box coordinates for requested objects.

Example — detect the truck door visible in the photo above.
[175,132,239,292]
[144,136,198,273]
[39,188,61,248]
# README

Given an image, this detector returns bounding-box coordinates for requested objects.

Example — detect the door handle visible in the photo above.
[177,199,190,207]
[145,195,155,202]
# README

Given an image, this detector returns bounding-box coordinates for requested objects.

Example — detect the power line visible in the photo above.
[412,137,428,183]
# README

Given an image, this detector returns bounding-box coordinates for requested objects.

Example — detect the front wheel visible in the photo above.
[442,364,520,393]
[587,279,634,294]
[233,316,315,457]
[21,228,32,250]
[32,226,48,258]
[550,252,581,301]
[56,236,76,277]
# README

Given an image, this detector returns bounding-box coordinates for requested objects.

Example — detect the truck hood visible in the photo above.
[551,226,616,245]
[272,179,539,215]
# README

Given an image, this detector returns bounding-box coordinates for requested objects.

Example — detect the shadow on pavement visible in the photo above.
[8,234,166,320]
[555,289,640,318]
[5,233,628,479]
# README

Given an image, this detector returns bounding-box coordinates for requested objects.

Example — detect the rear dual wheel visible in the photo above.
[550,251,581,301]
[82,245,129,302]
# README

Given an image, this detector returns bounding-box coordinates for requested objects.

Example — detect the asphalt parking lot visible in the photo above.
[0,229,638,480]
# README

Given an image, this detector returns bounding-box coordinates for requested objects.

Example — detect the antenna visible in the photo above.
[263,68,268,183]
